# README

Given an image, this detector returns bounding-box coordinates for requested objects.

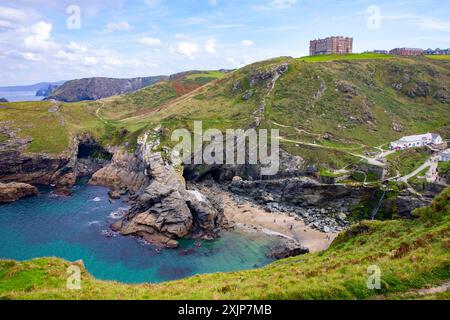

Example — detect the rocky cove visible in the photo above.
[0,128,432,264]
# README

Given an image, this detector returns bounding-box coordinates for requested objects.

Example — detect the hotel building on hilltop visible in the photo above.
[309,36,353,56]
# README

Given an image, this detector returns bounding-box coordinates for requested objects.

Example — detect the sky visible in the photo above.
[0,0,449,86]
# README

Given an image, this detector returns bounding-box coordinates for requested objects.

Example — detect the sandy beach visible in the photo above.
[220,192,337,253]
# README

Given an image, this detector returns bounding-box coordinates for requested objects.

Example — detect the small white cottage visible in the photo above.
[390,133,443,150]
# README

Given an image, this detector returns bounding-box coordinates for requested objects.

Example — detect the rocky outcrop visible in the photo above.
[267,241,309,259]
[90,149,149,193]
[0,182,38,203]
[115,152,225,248]
[229,177,373,208]
[0,128,110,191]
[36,84,59,97]
[111,136,226,248]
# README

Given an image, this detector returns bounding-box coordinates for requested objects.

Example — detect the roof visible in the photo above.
[394,133,441,144]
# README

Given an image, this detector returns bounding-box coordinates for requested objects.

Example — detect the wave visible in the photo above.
[109,207,129,220]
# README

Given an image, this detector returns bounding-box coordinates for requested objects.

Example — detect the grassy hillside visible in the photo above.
[0,188,448,300]
[105,55,449,169]
[0,71,226,154]
[0,57,448,171]
[0,101,101,154]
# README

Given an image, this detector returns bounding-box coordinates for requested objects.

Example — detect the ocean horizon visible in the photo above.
[0,91,44,102]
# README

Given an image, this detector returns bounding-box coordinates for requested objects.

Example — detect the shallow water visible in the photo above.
[0,91,43,102]
[0,180,278,283]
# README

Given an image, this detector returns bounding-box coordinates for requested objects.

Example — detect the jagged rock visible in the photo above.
[395,193,430,219]
[406,81,430,98]
[242,90,252,100]
[392,121,403,132]
[90,149,149,193]
[232,176,243,183]
[392,82,403,90]
[267,241,309,259]
[0,182,38,203]
[117,152,225,248]
[108,190,122,199]
[336,80,359,96]
[433,88,449,103]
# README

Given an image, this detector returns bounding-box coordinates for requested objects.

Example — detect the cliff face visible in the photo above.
[104,131,226,248]
[0,182,38,203]
[89,148,149,193]
[0,128,110,193]
[46,76,167,102]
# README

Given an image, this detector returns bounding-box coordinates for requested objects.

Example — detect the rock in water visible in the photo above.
[117,152,225,248]
[267,240,309,259]
[0,182,38,203]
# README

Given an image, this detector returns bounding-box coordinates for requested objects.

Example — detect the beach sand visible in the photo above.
[221,193,337,253]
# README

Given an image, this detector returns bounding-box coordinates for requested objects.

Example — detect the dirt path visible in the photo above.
[221,192,337,253]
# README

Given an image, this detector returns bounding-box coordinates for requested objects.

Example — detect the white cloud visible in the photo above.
[137,37,162,46]
[0,20,13,29]
[24,21,56,50]
[208,0,218,6]
[381,14,450,33]
[22,52,45,62]
[0,6,37,22]
[204,38,218,54]
[66,41,88,52]
[254,0,298,11]
[106,21,131,32]
[176,42,200,57]
[146,0,162,6]
[242,40,254,46]
[83,57,98,65]
[209,24,245,29]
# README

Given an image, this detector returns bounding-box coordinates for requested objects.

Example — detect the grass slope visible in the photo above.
[0,57,448,170]
[0,188,448,300]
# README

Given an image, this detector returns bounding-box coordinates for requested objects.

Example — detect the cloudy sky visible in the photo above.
[0,0,449,86]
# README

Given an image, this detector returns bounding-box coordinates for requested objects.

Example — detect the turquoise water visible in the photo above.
[0,180,277,284]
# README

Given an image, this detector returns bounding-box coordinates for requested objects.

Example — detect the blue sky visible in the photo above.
[0,0,449,86]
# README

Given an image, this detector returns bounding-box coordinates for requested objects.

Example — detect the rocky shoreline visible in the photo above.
[0,182,38,203]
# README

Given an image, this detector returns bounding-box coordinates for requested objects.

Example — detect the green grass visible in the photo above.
[438,161,450,175]
[0,188,448,300]
[185,71,226,81]
[425,55,450,60]
[298,53,394,63]
[386,148,430,177]
[0,133,8,143]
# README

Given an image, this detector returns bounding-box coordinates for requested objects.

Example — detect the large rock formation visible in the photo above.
[0,182,38,203]
[109,133,226,248]
[90,149,149,194]
[113,152,225,248]
[0,127,110,191]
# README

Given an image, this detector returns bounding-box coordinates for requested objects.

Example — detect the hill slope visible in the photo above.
[106,55,449,170]
[45,76,168,102]
[45,70,228,103]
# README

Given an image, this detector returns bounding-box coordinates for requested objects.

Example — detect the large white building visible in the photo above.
[390,133,443,150]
